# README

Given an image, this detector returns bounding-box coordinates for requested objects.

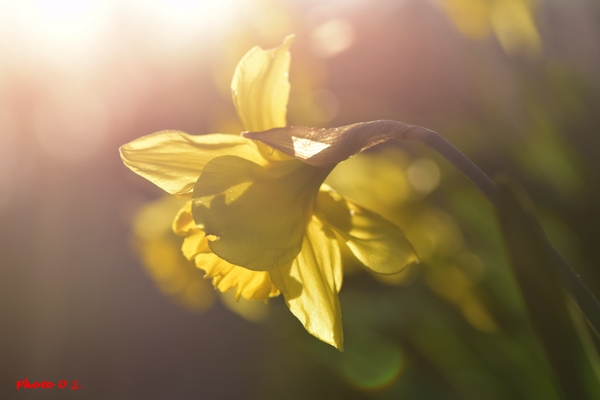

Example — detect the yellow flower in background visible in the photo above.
[441,0,541,56]
[131,196,216,313]
[120,36,417,350]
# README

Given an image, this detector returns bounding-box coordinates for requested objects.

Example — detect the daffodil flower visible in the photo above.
[120,36,417,350]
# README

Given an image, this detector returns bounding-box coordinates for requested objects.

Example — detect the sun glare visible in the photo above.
[0,0,247,165]
[0,0,245,64]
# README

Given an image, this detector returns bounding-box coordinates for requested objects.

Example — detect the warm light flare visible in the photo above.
[0,0,245,64]
[1,0,110,65]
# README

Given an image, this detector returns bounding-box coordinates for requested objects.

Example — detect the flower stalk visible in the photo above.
[404,124,600,337]
[404,126,499,204]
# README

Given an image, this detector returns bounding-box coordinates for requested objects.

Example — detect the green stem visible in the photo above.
[406,126,499,204]
[405,125,600,337]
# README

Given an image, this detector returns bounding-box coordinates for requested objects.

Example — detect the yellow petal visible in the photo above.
[120,131,265,195]
[171,201,212,260]
[172,200,196,235]
[194,252,280,300]
[173,200,279,300]
[269,216,344,350]
[244,120,419,167]
[315,187,418,274]
[231,35,293,132]
[192,155,331,271]
[181,231,210,261]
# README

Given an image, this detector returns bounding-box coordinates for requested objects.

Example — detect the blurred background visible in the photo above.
[1,0,600,398]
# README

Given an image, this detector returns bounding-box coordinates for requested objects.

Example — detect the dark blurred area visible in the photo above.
[1,0,600,398]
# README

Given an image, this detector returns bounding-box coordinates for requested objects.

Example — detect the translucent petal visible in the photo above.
[171,201,211,259]
[192,155,330,271]
[172,201,279,300]
[181,231,209,261]
[231,35,293,132]
[315,187,418,274]
[172,200,195,235]
[244,120,419,167]
[194,251,280,300]
[120,131,266,195]
[270,216,344,350]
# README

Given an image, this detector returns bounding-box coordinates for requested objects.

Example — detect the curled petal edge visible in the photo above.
[243,120,424,167]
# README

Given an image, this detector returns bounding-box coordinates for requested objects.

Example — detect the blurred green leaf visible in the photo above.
[495,177,600,399]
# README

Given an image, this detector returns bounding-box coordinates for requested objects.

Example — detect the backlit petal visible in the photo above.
[269,216,344,350]
[244,120,420,167]
[315,187,418,274]
[172,200,279,300]
[181,231,210,261]
[231,35,293,132]
[171,201,212,259]
[195,252,280,300]
[172,200,195,235]
[120,131,265,195]
[192,155,331,271]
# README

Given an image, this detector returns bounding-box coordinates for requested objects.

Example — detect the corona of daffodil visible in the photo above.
[120,36,417,350]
